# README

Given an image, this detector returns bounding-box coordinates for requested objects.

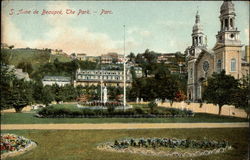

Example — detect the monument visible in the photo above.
[103,86,108,103]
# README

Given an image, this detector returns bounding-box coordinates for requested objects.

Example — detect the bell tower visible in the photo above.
[186,10,207,101]
[213,0,242,79]
[192,11,207,49]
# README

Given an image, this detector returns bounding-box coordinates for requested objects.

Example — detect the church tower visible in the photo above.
[191,11,207,52]
[186,11,207,101]
[213,0,242,79]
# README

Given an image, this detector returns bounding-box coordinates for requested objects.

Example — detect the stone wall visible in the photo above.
[156,102,248,118]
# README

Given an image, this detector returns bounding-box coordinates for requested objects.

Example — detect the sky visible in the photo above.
[1,1,249,56]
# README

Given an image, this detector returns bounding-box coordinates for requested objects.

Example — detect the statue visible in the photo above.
[103,86,108,103]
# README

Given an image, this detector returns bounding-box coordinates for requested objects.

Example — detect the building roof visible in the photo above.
[220,0,235,15]
[42,76,71,82]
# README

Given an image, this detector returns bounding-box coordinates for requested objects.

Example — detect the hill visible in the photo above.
[1,48,71,70]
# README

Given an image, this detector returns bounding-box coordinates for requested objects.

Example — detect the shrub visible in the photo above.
[37,104,194,118]
[135,107,145,114]
[107,105,115,113]
[148,101,157,113]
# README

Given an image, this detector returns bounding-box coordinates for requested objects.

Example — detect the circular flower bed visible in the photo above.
[1,134,37,159]
[97,137,232,157]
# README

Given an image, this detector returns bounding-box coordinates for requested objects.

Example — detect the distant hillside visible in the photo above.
[1,48,72,71]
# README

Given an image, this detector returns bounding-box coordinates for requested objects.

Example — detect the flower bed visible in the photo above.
[97,137,232,157]
[1,134,37,159]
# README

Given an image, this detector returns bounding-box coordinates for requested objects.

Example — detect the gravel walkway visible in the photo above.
[1,122,249,130]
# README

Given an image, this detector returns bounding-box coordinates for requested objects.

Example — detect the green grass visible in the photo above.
[1,112,248,124]
[0,128,248,160]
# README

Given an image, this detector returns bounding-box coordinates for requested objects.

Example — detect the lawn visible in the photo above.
[1,128,248,160]
[1,112,248,124]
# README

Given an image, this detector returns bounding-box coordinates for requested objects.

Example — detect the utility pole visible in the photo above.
[101,69,103,104]
[123,25,126,111]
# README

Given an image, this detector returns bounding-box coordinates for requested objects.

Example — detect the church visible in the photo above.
[185,0,249,102]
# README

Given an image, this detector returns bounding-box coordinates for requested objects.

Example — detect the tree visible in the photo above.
[153,63,170,79]
[1,51,10,65]
[1,65,33,112]
[9,45,14,49]
[51,84,65,103]
[203,70,239,115]
[148,101,157,113]
[127,52,135,62]
[7,79,33,112]
[61,84,77,101]
[40,86,54,106]
[33,81,54,106]
[17,61,33,75]
[156,76,179,105]
[0,66,16,110]
[32,81,44,103]
[231,75,250,118]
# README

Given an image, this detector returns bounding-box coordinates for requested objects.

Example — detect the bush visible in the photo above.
[37,104,194,118]
[107,105,115,113]
[135,107,145,114]
[148,101,157,113]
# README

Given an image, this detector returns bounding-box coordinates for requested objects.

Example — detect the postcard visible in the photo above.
[1,1,249,160]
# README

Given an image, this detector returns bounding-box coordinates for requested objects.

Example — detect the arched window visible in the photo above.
[230,18,233,28]
[231,58,236,72]
[217,60,222,73]
[225,18,229,29]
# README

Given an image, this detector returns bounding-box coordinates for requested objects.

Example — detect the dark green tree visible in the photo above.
[156,76,179,105]
[17,61,33,75]
[61,84,77,101]
[0,66,16,110]
[231,75,250,118]
[7,79,33,112]
[40,86,54,106]
[127,52,136,62]
[33,81,54,106]
[51,84,65,103]
[32,81,44,103]
[203,70,239,115]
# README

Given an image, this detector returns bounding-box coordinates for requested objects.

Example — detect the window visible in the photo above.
[225,18,229,29]
[230,18,233,28]
[217,60,222,73]
[231,58,236,72]
[190,68,193,79]
[203,61,209,72]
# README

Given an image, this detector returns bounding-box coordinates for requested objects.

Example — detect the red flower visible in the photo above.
[0,145,6,151]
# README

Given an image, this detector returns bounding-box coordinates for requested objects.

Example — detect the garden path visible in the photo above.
[1,122,248,130]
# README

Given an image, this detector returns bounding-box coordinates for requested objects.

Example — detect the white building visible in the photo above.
[74,69,132,87]
[8,65,30,81]
[42,76,71,86]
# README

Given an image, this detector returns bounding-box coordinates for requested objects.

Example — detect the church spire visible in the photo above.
[191,10,207,48]
[195,10,200,24]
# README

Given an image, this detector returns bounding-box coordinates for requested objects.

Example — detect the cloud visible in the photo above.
[127,27,152,38]
[1,12,27,47]
[1,1,131,56]
[159,20,189,31]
